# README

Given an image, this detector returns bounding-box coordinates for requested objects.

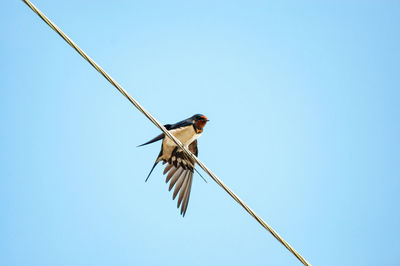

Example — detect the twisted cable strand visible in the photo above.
[21,1,310,265]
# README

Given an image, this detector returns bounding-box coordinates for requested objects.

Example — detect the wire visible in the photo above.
[21,1,311,265]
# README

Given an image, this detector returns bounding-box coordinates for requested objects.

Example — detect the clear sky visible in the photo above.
[1,1,400,265]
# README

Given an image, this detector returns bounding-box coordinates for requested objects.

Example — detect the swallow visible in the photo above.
[138,114,209,216]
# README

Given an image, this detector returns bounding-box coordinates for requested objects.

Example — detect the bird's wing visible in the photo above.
[138,116,195,147]
[137,124,175,147]
[168,118,193,130]
[163,140,198,216]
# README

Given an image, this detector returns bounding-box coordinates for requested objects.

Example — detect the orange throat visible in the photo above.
[194,120,207,133]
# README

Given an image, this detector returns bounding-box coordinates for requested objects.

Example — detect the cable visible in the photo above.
[21,1,310,265]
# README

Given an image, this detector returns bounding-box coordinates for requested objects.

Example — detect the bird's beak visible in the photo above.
[206,119,210,122]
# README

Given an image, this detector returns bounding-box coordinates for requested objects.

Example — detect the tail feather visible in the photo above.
[145,160,159,182]
[144,149,163,182]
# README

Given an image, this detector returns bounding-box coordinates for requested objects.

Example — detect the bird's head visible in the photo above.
[191,114,209,130]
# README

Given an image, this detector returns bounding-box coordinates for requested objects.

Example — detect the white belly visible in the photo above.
[161,125,200,159]
[167,125,199,146]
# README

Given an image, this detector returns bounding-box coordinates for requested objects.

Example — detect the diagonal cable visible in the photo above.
[21,1,310,265]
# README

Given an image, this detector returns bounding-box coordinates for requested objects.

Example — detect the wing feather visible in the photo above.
[161,140,198,216]
[177,172,190,208]
[166,166,178,183]
[163,163,174,175]
[181,173,193,216]
[168,167,184,191]
[173,170,189,200]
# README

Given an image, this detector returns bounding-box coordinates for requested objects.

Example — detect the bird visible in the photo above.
[138,114,209,216]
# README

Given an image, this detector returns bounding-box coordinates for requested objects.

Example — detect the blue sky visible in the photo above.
[1,1,400,265]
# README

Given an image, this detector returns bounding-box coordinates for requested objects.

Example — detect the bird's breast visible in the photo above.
[161,125,200,159]
[169,125,200,146]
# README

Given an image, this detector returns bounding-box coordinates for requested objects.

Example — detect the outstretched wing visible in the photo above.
[163,140,198,216]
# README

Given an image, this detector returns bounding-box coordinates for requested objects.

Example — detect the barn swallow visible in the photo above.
[138,114,209,216]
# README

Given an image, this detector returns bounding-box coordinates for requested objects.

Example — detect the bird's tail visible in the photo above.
[145,149,163,182]
[145,161,159,182]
